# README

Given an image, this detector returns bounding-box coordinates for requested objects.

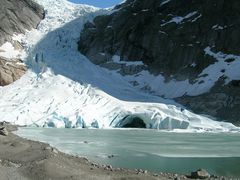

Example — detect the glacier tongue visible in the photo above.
[0,0,238,132]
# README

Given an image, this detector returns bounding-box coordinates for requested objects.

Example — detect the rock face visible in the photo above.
[0,57,27,86]
[78,0,240,124]
[0,0,44,86]
[177,78,240,126]
[0,0,45,45]
[79,0,240,78]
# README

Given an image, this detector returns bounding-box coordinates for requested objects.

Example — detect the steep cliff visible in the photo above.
[78,0,240,124]
[0,0,45,45]
[0,0,44,86]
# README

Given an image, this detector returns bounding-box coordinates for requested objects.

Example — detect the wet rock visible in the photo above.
[0,126,8,136]
[103,164,113,171]
[135,168,148,174]
[190,169,210,179]
[108,154,115,158]
[91,162,99,167]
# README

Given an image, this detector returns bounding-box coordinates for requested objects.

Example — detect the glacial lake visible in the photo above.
[16,128,240,178]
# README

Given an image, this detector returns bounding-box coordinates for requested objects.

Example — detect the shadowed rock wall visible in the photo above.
[78,0,240,124]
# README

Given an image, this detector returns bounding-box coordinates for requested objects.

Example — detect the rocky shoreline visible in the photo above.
[0,124,233,180]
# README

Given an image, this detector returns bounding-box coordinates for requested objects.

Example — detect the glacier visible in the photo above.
[0,0,239,132]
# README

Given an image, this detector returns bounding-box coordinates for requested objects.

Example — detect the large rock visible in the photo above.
[0,126,8,136]
[78,0,240,124]
[0,0,45,46]
[190,169,210,179]
[0,57,27,86]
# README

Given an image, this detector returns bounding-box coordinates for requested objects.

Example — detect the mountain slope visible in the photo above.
[0,0,238,132]
[0,0,44,45]
[78,0,240,124]
[0,0,44,86]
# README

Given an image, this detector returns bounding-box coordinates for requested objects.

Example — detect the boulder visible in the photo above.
[190,169,210,179]
[0,126,8,136]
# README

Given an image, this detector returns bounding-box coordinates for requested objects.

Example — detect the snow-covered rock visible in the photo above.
[78,0,240,124]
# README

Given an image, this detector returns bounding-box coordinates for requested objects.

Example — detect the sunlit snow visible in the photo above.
[0,0,238,132]
[0,42,21,59]
[161,11,198,26]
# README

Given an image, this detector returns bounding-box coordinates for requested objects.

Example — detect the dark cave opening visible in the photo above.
[121,116,146,128]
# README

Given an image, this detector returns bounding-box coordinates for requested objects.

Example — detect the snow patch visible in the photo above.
[191,14,202,22]
[160,0,171,6]
[112,55,145,66]
[212,25,227,30]
[161,11,198,26]
[114,47,240,99]
[0,42,21,59]
[190,62,197,67]
[203,47,240,83]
